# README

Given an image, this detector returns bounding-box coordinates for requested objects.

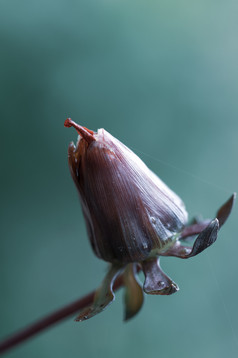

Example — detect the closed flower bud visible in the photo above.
[65,118,235,321]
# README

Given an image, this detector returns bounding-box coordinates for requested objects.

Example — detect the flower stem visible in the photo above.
[0,275,124,355]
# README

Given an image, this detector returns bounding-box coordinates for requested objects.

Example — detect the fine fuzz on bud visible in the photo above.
[65,118,235,321]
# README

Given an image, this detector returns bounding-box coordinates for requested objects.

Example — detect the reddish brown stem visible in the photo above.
[0,275,124,355]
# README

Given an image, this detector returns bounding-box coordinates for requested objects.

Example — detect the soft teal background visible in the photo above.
[0,0,238,357]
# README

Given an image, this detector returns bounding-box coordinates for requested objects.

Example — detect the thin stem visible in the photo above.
[0,275,124,355]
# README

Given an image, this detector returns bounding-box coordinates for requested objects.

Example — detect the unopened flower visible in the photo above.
[64,118,235,321]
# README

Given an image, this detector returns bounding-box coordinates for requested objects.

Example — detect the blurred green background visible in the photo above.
[0,0,237,357]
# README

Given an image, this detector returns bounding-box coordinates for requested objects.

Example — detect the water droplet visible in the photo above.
[181,248,190,255]
[151,217,156,224]
[157,281,165,289]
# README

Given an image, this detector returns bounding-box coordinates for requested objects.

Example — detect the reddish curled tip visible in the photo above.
[64,118,95,144]
[64,118,73,128]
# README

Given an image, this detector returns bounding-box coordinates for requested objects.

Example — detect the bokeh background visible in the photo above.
[0,1,238,357]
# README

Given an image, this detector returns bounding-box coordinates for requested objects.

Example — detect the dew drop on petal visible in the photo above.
[157,281,165,289]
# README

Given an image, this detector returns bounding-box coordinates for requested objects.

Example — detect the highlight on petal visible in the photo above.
[123,264,144,321]
[75,264,124,321]
[142,257,179,295]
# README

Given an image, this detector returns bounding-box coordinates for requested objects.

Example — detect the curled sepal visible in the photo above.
[216,193,236,227]
[75,264,123,321]
[187,218,219,257]
[142,257,179,295]
[123,264,144,321]
[180,194,236,241]
[163,219,219,259]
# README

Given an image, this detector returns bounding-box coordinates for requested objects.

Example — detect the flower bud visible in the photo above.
[65,118,235,321]
[65,118,188,263]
